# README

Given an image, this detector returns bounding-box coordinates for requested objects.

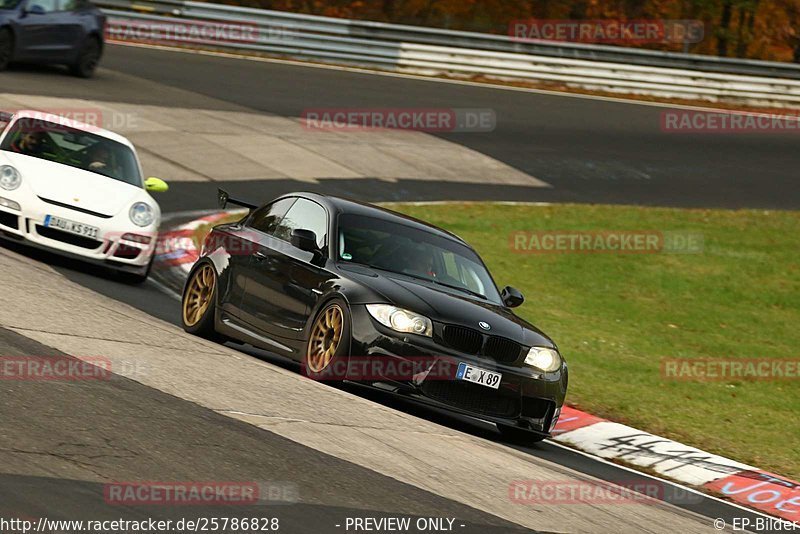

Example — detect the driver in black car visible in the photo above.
[400,244,436,279]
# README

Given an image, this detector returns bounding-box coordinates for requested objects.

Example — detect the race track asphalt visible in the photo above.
[2,43,798,210]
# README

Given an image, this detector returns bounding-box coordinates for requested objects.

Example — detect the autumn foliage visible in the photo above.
[219,0,800,62]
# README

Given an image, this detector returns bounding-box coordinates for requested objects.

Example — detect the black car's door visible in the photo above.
[235,197,298,335]
[270,198,336,342]
[240,198,335,349]
[57,0,94,51]
[14,0,65,59]
[211,225,255,319]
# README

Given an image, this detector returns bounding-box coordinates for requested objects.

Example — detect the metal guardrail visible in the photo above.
[97,0,800,80]
[99,1,800,107]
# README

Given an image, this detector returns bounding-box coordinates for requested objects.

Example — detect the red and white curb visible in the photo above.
[552,407,799,522]
[155,211,245,274]
[156,210,799,525]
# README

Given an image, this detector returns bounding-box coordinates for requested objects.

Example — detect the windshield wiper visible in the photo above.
[428,279,488,300]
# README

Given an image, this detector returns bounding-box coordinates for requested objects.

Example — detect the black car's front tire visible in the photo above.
[303,298,351,381]
[498,424,547,445]
[0,28,13,72]
[182,262,218,339]
[69,36,101,78]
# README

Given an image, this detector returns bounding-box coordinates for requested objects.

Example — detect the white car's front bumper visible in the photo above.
[0,192,158,275]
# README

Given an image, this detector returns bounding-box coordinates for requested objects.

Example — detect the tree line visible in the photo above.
[222,0,800,62]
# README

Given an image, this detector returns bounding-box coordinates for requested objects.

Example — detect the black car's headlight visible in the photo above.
[524,347,563,372]
[366,304,433,337]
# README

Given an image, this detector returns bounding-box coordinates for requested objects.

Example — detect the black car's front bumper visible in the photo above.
[345,305,568,437]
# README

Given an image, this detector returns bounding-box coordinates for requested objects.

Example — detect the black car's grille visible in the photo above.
[440,325,522,364]
[0,210,19,230]
[421,380,519,418]
[485,336,523,364]
[36,225,103,250]
[38,197,113,219]
[442,325,483,354]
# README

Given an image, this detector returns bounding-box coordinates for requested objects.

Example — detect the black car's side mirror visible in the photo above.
[291,229,319,253]
[501,286,524,308]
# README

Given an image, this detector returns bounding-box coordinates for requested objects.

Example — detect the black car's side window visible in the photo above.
[60,0,90,10]
[28,0,57,12]
[273,199,328,250]
[248,198,296,235]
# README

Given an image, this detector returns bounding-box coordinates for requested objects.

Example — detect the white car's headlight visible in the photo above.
[366,304,433,337]
[524,347,562,372]
[0,166,21,191]
[129,202,155,227]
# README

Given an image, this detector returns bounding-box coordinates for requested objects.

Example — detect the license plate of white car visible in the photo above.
[456,362,502,389]
[44,215,99,239]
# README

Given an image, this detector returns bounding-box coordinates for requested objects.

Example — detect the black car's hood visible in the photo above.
[340,264,555,348]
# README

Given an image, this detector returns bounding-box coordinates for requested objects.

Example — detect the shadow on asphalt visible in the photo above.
[0,237,182,325]
[229,341,521,447]
[6,62,78,78]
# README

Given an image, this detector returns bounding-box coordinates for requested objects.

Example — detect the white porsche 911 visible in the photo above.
[0,111,168,283]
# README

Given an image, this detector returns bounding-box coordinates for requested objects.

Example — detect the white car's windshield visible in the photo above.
[0,118,143,187]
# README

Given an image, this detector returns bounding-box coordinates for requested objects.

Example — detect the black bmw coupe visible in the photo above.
[181,191,568,443]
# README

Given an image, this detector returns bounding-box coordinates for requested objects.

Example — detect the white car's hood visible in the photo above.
[2,152,146,216]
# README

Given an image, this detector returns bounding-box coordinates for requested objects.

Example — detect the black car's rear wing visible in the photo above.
[218,189,258,212]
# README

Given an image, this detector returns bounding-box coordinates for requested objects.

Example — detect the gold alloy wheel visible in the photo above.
[183,264,216,327]
[306,304,344,373]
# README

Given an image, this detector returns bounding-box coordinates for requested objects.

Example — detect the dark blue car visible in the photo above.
[0,0,105,77]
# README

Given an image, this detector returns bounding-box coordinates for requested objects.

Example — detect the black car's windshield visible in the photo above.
[338,213,503,304]
[0,118,143,186]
